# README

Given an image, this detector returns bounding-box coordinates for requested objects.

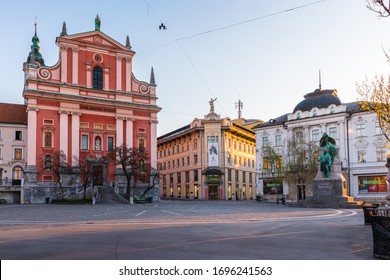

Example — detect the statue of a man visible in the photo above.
[209,98,217,113]
[318,133,338,178]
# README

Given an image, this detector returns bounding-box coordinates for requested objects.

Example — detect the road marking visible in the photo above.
[161,210,183,216]
[154,204,159,208]
[136,210,147,217]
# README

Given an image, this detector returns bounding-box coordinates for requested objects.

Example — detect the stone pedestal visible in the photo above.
[289,157,362,208]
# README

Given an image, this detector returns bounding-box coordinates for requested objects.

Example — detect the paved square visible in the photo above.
[0,200,374,260]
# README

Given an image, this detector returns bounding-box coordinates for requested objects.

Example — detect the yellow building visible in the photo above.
[157,100,262,200]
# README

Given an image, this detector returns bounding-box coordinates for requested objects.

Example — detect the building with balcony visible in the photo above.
[157,100,262,200]
[254,88,388,204]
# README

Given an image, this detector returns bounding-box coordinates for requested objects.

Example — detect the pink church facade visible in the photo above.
[22,18,160,203]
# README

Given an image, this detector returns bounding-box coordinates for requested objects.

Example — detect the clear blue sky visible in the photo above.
[0,0,389,136]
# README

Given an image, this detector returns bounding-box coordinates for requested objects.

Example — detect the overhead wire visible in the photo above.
[142,0,328,118]
[142,0,227,116]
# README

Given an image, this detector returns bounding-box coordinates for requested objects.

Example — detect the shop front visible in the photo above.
[358,175,387,194]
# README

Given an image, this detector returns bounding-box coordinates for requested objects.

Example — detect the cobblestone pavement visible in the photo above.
[0,200,374,260]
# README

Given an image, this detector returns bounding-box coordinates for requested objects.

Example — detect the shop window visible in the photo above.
[358,176,387,194]
[93,66,103,90]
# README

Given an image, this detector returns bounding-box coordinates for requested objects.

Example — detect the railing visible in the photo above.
[369,208,390,259]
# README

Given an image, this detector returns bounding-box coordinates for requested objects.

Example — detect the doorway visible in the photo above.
[297,184,306,200]
[93,166,104,186]
[208,185,219,200]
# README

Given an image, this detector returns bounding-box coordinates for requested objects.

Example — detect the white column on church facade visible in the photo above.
[60,46,67,83]
[125,57,131,92]
[59,111,69,157]
[116,117,124,147]
[72,48,79,84]
[72,113,80,163]
[150,119,158,169]
[126,118,133,147]
[116,56,122,91]
[104,66,110,91]
[27,107,38,166]
[86,63,92,88]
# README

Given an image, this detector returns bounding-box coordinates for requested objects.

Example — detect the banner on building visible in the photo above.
[208,143,219,166]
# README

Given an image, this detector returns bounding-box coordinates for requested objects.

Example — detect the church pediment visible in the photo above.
[57,31,132,52]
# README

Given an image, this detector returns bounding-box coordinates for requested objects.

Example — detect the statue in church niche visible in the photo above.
[318,133,338,178]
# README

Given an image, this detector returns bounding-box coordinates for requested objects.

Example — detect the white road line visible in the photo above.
[161,210,183,216]
[136,210,147,217]
[154,204,159,208]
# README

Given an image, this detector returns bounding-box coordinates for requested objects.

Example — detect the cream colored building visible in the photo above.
[0,103,28,204]
[157,101,262,200]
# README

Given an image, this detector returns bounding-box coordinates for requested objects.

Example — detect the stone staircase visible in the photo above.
[97,185,129,204]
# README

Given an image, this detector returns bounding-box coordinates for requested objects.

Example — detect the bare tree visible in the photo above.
[357,74,390,142]
[41,150,76,200]
[108,145,153,204]
[366,0,390,17]
[73,153,93,200]
[284,137,319,187]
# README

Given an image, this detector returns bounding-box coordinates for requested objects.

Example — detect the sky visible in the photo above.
[0,0,389,136]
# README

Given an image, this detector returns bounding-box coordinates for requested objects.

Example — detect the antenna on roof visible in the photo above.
[235,99,243,119]
[319,69,322,90]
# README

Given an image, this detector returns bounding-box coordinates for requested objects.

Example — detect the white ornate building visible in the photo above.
[254,88,388,204]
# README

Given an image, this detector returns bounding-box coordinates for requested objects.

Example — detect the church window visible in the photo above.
[107,136,114,151]
[92,66,103,90]
[81,135,89,150]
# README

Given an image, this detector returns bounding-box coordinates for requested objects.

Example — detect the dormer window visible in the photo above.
[93,66,103,90]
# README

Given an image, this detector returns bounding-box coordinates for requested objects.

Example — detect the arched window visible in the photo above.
[44,131,53,148]
[93,66,103,90]
[12,166,23,186]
